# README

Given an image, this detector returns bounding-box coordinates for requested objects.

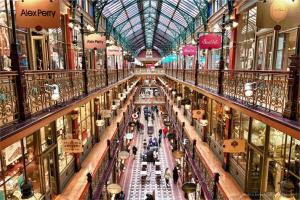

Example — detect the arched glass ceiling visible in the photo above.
[97,0,208,55]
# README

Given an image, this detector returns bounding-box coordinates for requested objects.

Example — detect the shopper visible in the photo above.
[118,191,125,200]
[158,136,161,147]
[164,168,171,187]
[173,167,179,184]
[132,145,137,158]
[162,127,168,138]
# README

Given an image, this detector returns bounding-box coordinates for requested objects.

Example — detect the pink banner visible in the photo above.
[182,44,197,56]
[199,34,222,49]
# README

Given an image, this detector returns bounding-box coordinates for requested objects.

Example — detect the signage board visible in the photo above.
[192,109,205,120]
[223,139,246,153]
[199,34,222,49]
[16,0,60,29]
[182,45,197,56]
[100,110,112,118]
[257,0,300,29]
[85,34,106,49]
[62,139,83,153]
[107,45,122,56]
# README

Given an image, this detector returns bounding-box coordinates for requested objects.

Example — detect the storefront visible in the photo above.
[0,0,29,71]
[0,123,58,199]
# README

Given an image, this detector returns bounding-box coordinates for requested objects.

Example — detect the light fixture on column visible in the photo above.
[172,89,177,96]
[244,82,256,97]
[45,84,60,101]
[96,119,105,127]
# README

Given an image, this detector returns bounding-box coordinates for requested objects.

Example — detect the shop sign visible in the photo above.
[182,45,197,56]
[85,34,106,49]
[16,0,60,30]
[199,34,222,49]
[192,109,205,120]
[4,142,22,165]
[223,139,246,153]
[107,45,122,56]
[257,0,300,29]
[62,139,83,153]
[101,110,112,118]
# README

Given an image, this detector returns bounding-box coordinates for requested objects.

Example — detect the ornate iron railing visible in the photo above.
[87,69,106,92]
[133,68,165,74]
[167,68,290,115]
[0,72,19,127]
[222,70,288,113]
[0,68,133,129]
[25,70,85,114]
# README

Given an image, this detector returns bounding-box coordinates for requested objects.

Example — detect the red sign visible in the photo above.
[182,45,197,56]
[199,34,222,49]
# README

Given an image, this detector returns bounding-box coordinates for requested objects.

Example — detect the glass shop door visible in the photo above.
[42,151,57,199]
[31,36,47,70]
[246,148,263,199]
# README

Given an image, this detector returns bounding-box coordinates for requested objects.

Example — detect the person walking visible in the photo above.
[173,167,179,184]
[158,135,162,147]
[164,168,171,187]
[118,191,125,200]
[162,127,168,138]
[132,145,137,158]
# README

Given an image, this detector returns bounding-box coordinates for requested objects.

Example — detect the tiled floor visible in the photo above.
[120,106,185,200]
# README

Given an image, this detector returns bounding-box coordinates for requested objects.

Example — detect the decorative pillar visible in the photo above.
[228,9,237,71]
[71,109,81,172]
[9,0,31,121]
[222,108,232,171]
[217,14,226,95]
[183,54,186,81]
[283,25,300,120]
[195,33,200,86]
[104,35,109,86]
[80,13,88,94]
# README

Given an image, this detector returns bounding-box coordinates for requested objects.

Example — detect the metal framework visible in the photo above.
[95,0,209,55]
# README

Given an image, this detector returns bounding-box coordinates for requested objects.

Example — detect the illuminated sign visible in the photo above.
[16,0,60,30]
[85,34,106,49]
[182,44,197,56]
[199,34,222,49]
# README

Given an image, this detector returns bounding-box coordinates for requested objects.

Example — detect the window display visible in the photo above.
[0,137,43,199]
[49,28,66,69]
[231,110,249,170]
[56,115,74,173]
[78,103,92,145]
[250,119,266,151]
[236,7,256,70]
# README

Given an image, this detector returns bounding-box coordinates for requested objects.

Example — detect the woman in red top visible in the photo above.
[162,127,168,138]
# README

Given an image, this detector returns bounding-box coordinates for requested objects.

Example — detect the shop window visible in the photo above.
[236,7,256,70]
[56,115,74,173]
[231,110,249,170]
[266,135,299,199]
[250,119,266,151]
[275,35,284,70]
[78,103,92,145]
[210,101,225,143]
[40,124,55,152]
[49,27,66,69]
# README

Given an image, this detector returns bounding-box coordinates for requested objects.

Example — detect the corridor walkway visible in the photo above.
[120,106,185,200]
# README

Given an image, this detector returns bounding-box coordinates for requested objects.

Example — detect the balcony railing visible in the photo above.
[133,68,165,74]
[0,72,19,126]
[0,68,132,128]
[166,68,290,115]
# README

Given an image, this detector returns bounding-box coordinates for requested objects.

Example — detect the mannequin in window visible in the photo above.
[0,12,10,71]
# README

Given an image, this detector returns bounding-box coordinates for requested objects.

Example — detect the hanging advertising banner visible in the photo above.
[257,0,300,29]
[107,45,122,56]
[223,139,246,153]
[85,34,106,49]
[182,44,197,56]
[15,0,60,30]
[199,34,222,49]
[62,139,83,153]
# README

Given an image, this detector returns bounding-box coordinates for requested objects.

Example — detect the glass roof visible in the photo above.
[100,0,206,55]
